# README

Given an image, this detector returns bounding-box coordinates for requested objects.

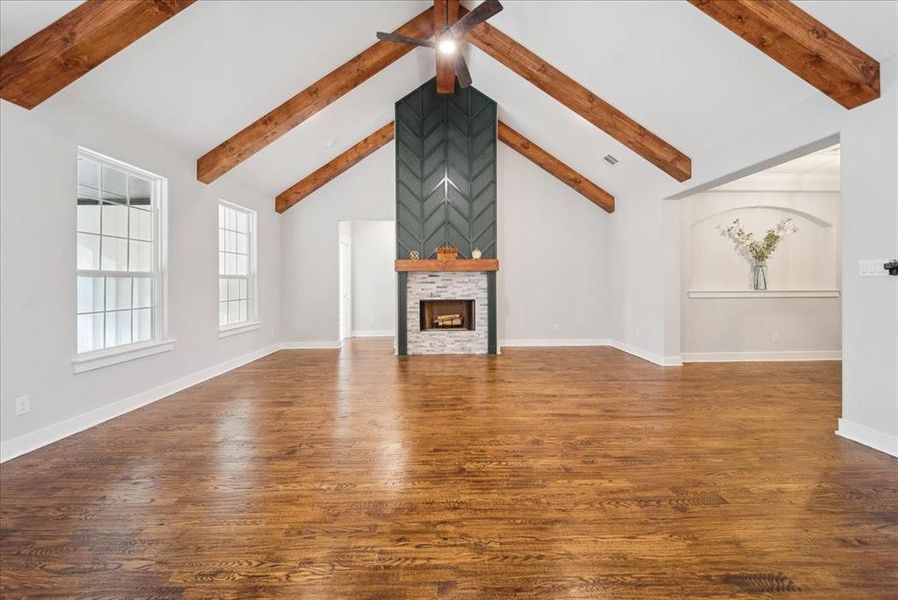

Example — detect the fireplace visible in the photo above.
[420,299,475,331]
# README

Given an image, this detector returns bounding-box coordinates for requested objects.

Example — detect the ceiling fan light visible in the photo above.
[438,38,457,55]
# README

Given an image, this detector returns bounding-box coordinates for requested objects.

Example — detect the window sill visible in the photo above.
[218,321,262,339]
[687,289,841,299]
[73,338,176,374]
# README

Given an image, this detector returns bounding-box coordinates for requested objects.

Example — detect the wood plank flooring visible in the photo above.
[1,339,896,598]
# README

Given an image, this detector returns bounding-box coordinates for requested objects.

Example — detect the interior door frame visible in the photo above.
[338,232,352,342]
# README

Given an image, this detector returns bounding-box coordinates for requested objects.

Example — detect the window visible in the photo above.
[75,148,168,367]
[218,200,257,332]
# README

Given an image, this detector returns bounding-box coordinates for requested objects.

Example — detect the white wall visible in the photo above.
[496,145,610,344]
[680,186,842,359]
[610,56,898,455]
[0,95,281,456]
[280,145,395,345]
[350,220,396,335]
[278,141,612,346]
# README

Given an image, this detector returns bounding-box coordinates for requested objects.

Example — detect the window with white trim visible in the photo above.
[218,200,257,329]
[76,149,166,355]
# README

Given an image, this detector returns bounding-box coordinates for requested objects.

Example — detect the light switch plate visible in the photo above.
[859,259,888,277]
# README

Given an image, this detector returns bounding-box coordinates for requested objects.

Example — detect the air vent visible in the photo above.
[603,154,619,166]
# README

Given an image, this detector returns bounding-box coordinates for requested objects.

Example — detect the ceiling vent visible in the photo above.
[603,154,619,166]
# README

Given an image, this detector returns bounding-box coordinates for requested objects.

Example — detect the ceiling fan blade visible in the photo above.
[376,31,435,48]
[455,53,473,88]
[449,0,503,38]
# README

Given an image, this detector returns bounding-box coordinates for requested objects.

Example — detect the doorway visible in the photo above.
[337,220,396,344]
[338,224,352,342]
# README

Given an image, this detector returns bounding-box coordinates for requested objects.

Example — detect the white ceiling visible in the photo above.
[1,1,895,201]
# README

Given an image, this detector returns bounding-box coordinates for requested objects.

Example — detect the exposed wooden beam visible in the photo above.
[690,0,879,109]
[498,121,614,213]
[0,0,194,110]
[198,8,433,185]
[275,122,395,213]
[464,22,691,182]
[435,0,460,94]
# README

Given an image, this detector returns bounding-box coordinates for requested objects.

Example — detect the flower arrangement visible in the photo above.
[717,217,797,290]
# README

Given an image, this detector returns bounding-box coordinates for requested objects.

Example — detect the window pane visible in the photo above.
[239,278,247,300]
[133,277,153,308]
[132,308,152,342]
[101,236,128,271]
[228,278,239,301]
[226,207,236,231]
[228,301,239,324]
[102,202,128,237]
[101,165,128,203]
[225,253,236,276]
[236,210,248,233]
[105,310,132,347]
[129,207,152,241]
[129,240,152,272]
[225,230,236,252]
[77,204,101,234]
[219,279,228,301]
[219,204,225,228]
[218,252,226,276]
[77,276,104,313]
[236,232,247,254]
[236,254,247,276]
[239,300,247,322]
[129,175,152,208]
[218,229,225,252]
[219,301,228,326]
[106,277,132,311]
[78,157,99,191]
[77,313,104,353]
[77,233,101,270]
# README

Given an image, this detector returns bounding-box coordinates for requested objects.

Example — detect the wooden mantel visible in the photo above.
[395,259,500,272]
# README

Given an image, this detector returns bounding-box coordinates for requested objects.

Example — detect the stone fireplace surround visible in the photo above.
[395,259,499,356]
[406,272,488,354]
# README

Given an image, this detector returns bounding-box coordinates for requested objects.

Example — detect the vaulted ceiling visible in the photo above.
[1,1,895,205]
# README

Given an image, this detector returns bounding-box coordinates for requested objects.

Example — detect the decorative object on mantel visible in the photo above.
[409,250,420,260]
[718,217,797,290]
[471,248,483,259]
[436,244,459,261]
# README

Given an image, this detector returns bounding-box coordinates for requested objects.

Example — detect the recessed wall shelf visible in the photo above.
[688,289,840,299]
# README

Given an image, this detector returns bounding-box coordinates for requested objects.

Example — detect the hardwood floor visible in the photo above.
[1,339,896,598]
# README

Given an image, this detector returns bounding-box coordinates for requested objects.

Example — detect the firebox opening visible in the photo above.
[420,299,475,331]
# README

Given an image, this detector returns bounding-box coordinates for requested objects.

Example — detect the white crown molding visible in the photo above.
[350,330,395,338]
[500,338,611,347]
[281,341,342,349]
[836,419,898,458]
[682,350,841,363]
[688,289,840,299]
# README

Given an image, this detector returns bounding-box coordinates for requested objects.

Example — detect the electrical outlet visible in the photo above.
[552,323,560,332]
[859,259,888,277]
[771,332,779,343]
[14,395,30,416]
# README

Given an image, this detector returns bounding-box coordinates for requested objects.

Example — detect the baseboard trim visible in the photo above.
[350,330,395,338]
[607,340,682,367]
[500,338,611,347]
[836,419,898,458]
[682,350,842,363]
[0,343,282,463]
[281,341,342,349]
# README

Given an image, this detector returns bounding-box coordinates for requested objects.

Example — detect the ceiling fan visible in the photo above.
[376,0,503,89]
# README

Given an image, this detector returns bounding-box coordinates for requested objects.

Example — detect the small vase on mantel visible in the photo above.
[752,263,768,291]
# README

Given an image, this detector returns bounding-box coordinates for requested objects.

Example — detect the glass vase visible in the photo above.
[752,263,768,291]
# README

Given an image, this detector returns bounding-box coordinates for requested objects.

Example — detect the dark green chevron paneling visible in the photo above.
[395,79,497,260]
